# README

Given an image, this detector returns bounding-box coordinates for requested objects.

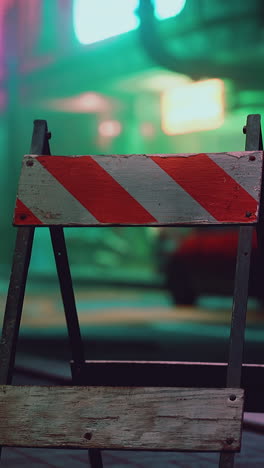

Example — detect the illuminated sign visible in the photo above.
[161,79,225,135]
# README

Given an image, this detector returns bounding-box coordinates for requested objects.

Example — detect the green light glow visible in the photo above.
[74,0,186,45]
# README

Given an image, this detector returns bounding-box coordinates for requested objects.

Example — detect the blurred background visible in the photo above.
[0,0,264,367]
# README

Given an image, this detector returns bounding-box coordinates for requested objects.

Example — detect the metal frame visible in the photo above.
[0,115,262,468]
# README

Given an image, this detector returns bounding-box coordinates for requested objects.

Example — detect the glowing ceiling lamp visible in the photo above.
[161,79,225,135]
[74,0,186,45]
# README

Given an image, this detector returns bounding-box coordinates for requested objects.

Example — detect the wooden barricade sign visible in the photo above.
[14,152,262,226]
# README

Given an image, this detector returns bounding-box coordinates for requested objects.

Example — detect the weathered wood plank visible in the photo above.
[14,151,262,226]
[0,386,243,451]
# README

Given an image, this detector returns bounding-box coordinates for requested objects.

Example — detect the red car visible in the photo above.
[165,228,262,305]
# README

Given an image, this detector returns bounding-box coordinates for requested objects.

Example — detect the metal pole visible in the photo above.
[49,227,85,364]
[219,114,262,467]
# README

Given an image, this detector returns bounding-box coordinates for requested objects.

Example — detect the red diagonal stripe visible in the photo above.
[151,153,257,223]
[14,198,43,225]
[38,156,156,224]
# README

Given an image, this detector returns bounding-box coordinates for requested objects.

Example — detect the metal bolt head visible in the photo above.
[249,155,256,161]
[245,212,252,218]
[26,159,34,167]
[243,125,247,134]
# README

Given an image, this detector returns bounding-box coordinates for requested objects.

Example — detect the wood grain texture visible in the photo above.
[0,385,243,451]
[14,151,263,226]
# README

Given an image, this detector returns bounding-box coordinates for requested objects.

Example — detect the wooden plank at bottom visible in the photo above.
[0,386,243,451]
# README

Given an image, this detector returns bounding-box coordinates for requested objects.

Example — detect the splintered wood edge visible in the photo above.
[0,386,244,451]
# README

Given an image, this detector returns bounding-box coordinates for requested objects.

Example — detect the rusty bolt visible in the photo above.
[26,159,34,167]
[84,432,92,440]
[249,155,256,161]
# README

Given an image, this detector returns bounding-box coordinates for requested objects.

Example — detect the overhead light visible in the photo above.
[161,79,225,135]
[74,0,187,45]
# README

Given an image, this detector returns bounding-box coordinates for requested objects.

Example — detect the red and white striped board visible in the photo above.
[14,151,263,226]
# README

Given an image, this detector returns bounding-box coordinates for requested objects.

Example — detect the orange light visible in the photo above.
[161,79,225,135]
[98,120,122,137]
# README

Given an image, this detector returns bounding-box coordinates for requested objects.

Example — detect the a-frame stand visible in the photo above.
[0,115,263,468]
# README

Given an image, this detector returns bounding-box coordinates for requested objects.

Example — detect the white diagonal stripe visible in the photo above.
[18,158,97,225]
[207,152,262,201]
[93,155,217,224]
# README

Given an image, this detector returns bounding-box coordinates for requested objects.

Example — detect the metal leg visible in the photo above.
[218,226,253,468]
[219,114,262,467]
[50,226,85,364]
[255,118,264,303]
[50,227,103,467]
[219,453,236,468]
[88,449,104,468]
[0,227,34,384]
[0,226,34,460]
[225,226,254,388]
